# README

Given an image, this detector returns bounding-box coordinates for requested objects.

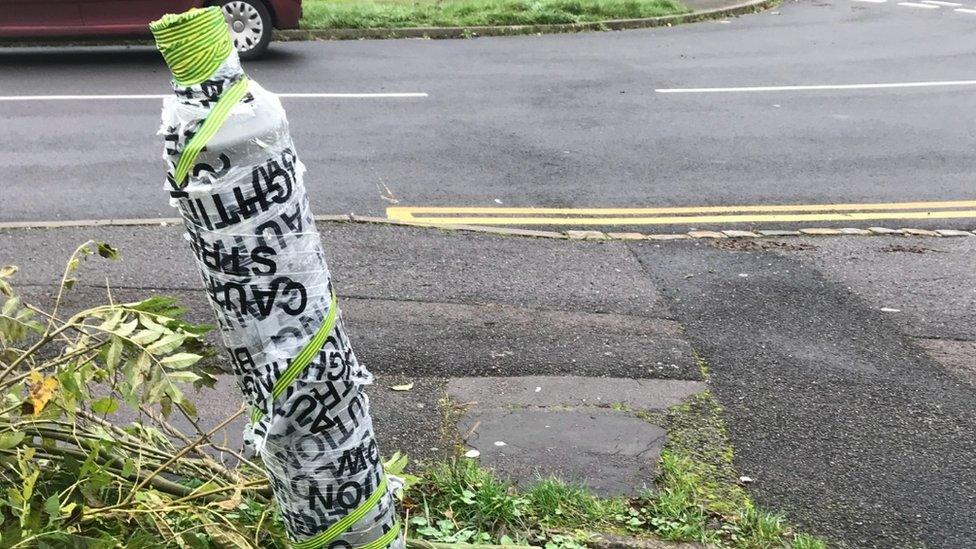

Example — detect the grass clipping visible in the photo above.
[301,0,689,29]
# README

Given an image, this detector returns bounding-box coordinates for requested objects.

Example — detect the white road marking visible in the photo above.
[954,7,976,12]
[897,1,940,7]
[922,1,961,5]
[281,92,428,99]
[655,80,976,93]
[0,92,429,102]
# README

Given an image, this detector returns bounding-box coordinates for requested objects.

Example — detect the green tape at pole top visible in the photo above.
[150,7,234,86]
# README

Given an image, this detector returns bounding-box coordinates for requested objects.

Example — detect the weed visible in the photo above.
[526,477,603,527]
[659,391,750,516]
[410,458,529,541]
[792,532,828,549]
[722,506,788,548]
[544,532,589,548]
[640,455,716,542]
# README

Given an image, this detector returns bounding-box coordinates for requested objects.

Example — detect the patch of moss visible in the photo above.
[659,390,749,516]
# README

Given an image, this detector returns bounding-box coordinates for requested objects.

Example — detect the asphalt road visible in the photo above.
[3,0,976,230]
[634,238,976,548]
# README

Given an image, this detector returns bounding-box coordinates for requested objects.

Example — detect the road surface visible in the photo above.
[2,0,976,231]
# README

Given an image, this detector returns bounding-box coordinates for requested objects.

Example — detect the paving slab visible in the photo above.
[450,376,706,496]
[459,408,666,496]
[447,376,705,408]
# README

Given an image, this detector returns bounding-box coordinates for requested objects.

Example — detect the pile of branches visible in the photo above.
[0,241,285,548]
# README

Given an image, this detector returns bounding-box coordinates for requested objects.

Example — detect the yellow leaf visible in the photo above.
[215,486,242,510]
[203,521,252,548]
[27,371,58,416]
[389,382,414,392]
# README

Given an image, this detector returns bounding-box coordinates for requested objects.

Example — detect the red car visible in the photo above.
[0,0,302,59]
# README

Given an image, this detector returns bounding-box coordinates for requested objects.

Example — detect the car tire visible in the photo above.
[216,0,272,60]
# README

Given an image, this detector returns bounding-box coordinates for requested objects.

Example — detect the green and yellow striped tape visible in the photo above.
[150,7,234,86]
[251,290,339,424]
[292,476,397,549]
[172,76,250,186]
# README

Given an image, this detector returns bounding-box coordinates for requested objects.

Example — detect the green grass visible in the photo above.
[655,391,751,516]
[412,458,530,539]
[636,389,830,548]
[300,0,689,29]
[792,533,828,549]
[526,477,605,527]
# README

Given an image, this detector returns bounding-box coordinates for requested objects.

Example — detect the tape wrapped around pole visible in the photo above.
[150,8,402,547]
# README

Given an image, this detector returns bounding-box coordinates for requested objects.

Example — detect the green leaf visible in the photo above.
[143,367,169,404]
[0,265,17,278]
[106,336,123,370]
[2,296,20,316]
[138,314,165,333]
[203,521,252,549]
[114,318,138,337]
[123,351,151,395]
[96,242,120,260]
[166,371,202,385]
[160,352,201,369]
[90,397,119,415]
[57,365,87,404]
[0,431,25,450]
[121,457,135,478]
[147,333,185,355]
[44,494,60,519]
[383,451,409,475]
[130,327,163,346]
[131,296,185,318]
[96,310,123,332]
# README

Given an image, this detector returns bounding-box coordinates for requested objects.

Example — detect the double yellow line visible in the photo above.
[387,200,976,226]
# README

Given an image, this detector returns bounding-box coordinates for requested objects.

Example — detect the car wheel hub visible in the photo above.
[221,2,264,53]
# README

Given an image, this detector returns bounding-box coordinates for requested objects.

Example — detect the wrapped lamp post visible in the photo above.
[149,8,401,548]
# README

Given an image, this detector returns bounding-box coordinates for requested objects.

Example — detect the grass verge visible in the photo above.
[300,0,690,29]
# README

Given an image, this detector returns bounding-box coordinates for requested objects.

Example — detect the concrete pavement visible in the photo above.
[2,223,975,547]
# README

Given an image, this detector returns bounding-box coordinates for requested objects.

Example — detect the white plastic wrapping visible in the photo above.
[158,52,401,547]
